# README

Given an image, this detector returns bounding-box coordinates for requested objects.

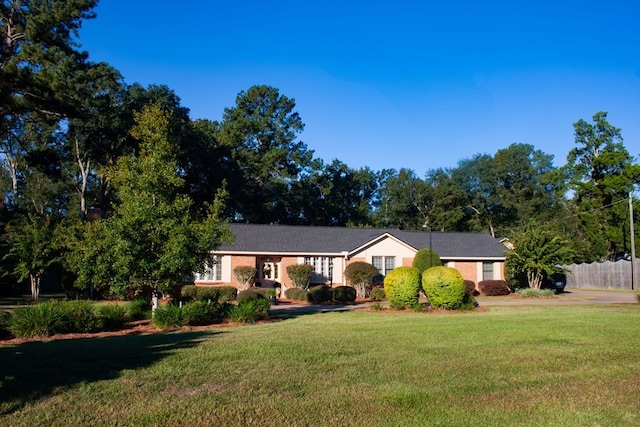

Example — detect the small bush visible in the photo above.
[217,286,238,302]
[286,264,315,290]
[61,300,99,333]
[464,280,479,296]
[412,248,442,275]
[332,286,357,303]
[182,300,225,325]
[422,267,466,310]
[237,288,268,304]
[8,302,67,338]
[284,287,309,302]
[344,262,379,298]
[383,267,421,309]
[99,304,128,330]
[227,299,270,324]
[370,302,383,311]
[308,285,332,304]
[196,286,221,302]
[128,298,151,320]
[181,285,197,301]
[152,304,185,328]
[370,287,386,301]
[516,288,555,298]
[479,280,511,296]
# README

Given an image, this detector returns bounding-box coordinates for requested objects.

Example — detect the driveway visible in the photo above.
[477,289,639,306]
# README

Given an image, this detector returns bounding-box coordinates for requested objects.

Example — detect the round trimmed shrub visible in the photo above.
[332,286,356,303]
[237,288,268,304]
[422,266,466,310]
[464,280,479,296]
[308,285,332,304]
[344,262,379,298]
[284,287,309,302]
[412,248,442,275]
[478,280,511,296]
[383,267,421,309]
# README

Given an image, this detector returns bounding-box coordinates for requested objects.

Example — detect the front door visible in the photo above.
[259,260,279,286]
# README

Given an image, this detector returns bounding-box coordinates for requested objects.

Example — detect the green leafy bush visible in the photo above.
[217,286,238,302]
[227,299,270,324]
[383,267,421,309]
[412,248,442,275]
[479,280,511,296]
[182,301,225,325]
[332,286,356,303]
[152,304,185,328]
[237,288,269,304]
[369,287,386,301]
[198,286,221,301]
[233,265,257,290]
[60,300,99,333]
[422,266,466,310]
[99,304,128,330]
[284,287,309,302]
[286,264,315,290]
[344,262,379,298]
[370,302,383,311]
[516,288,555,298]
[181,285,197,301]
[308,285,332,304]
[8,302,67,338]
[128,298,151,320]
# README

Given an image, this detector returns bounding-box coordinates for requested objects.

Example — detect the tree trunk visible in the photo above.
[527,271,542,290]
[151,285,159,315]
[30,273,41,301]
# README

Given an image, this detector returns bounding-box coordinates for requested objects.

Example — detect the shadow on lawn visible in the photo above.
[0,330,216,415]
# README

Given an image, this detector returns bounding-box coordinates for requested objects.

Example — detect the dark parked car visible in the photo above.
[542,272,567,293]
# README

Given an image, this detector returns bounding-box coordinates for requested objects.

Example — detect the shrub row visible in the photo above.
[284,286,357,304]
[181,285,238,303]
[5,299,152,338]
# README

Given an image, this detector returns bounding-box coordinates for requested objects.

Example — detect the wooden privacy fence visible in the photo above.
[560,259,639,290]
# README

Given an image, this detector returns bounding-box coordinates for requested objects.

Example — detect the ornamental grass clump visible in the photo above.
[370,287,386,301]
[8,301,67,338]
[98,304,128,330]
[383,266,421,309]
[422,266,466,310]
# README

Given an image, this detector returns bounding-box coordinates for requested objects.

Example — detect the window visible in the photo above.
[372,256,395,276]
[482,262,494,280]
[196,256,222,281]
[304,257,334,283]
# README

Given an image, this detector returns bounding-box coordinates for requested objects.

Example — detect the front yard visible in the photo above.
[1,304,639,426]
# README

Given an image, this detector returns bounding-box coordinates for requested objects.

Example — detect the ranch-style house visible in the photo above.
[194,223,506,292]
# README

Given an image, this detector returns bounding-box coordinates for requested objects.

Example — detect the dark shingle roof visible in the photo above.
[218,223,505,259]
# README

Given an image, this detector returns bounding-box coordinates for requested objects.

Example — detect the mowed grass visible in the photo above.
[1,305,639,426]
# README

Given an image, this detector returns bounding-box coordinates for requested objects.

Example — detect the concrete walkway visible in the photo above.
[269,289,638,314]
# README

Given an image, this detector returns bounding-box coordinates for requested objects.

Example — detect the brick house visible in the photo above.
[194,223,506,291]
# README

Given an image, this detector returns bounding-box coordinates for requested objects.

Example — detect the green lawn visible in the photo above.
[1,305,639,426]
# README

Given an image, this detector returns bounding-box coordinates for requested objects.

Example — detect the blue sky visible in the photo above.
[78,0,640,174]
